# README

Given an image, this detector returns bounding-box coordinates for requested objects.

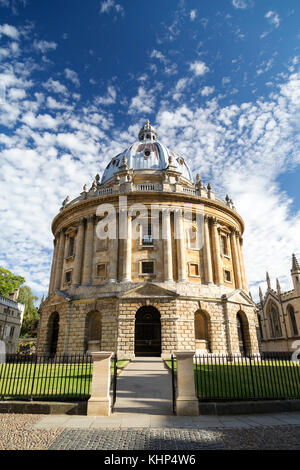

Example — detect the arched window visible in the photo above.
[268,304,282,338]
[258,314,263,339]
[287,305,298,336]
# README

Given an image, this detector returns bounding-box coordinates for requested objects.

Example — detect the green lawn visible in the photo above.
[0,359,130,401]
[165,359,300,400]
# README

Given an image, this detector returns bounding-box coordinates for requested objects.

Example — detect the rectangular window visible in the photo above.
[96,263,107,279]
[68,237,75,257]
[142,222,153,246]
[141,261,154,274]
[221,236,228,255]
[224,270,231,282]
[189,263,200,277]
[9,326,15,338]
[65,270,72,284]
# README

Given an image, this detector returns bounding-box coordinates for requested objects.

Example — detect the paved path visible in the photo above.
[113,357,173,416]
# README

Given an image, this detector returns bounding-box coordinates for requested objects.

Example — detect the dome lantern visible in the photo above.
[138,120,158,142]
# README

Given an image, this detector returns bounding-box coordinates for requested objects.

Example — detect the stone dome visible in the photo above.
[101,121,193,184]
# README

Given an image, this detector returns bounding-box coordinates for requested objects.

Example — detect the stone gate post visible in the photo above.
[175,351,199,416]
[87,351,113,416]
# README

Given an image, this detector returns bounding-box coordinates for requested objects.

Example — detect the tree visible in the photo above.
[0,267,25,298]
[18,286,39,338]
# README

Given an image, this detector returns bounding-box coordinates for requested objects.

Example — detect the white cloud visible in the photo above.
[128,86,155,115]
[150,49,166,63]
[232,0,253,9]
[99,0,124,16]
[201,86,215,96]
[190,10,197,21]
[64,68,80,87]
[189,60,209,77]
[33,40,57,54]
[265,10,280,28]
[0,23,19,39]
[43,78,69,95]
[95,85,117,106]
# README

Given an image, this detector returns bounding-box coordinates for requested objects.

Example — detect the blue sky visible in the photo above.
[1,0,300,301]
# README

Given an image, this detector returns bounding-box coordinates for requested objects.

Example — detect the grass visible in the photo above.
[165,359,300,401]
[0,359,130,401]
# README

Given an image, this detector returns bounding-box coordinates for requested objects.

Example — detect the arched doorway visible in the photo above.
[135,306,161,357]
[47,312,59,355]
[194,310,211,353]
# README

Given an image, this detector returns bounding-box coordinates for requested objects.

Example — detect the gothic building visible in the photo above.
[37,121,260,358]
[257,254,300,354]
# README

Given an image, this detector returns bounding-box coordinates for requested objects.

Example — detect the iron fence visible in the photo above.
[194,354,300,401]
[111,353,118,412]
[0,354,93,401]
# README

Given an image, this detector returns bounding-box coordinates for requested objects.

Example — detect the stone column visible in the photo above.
[87,351,113,416]
[230,229,242,289]
[163,208,173,281]
[54,230,66,290]
[72,218,85,286]
[176,210,187,282]
[82,215,95,285]
[122,213,132,282]
[238,236,248,290]
[203,216,213,284]
[109,213,119,282]
[48,237,58,294]
[212,218,223,285]
[175,351,199,416]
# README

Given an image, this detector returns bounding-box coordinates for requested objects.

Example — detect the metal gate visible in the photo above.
[171,354,177,415]
[111,353,117,412]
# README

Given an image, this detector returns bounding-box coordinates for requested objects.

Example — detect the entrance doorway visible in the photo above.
[237,313,246,357]
[135,306,161,357]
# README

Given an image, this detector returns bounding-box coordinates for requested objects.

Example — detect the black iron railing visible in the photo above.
[0,354,93,401]
[194,354,300,401]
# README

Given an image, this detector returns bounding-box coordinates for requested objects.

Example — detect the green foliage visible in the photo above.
[18,286,39,338]
[0,267,25,298]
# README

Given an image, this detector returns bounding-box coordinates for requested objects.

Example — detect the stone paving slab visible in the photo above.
[33,411,300,430]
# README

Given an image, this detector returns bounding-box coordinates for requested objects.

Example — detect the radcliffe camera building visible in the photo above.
[37,121,260,358]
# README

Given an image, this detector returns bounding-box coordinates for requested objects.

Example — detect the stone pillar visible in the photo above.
[163,208,173,281]
[109,214,119,282]
[54,230,66,290]
[72,218,85,286]
[87,351,113,416]
[82,215,95,285]
[238,236,248,290]
[230,229,242,289]
[122,214,132,282]
[48,237,58,294]
[176,210,187,282]
[175,351,199,416]
[203,216,213,284]
[212,218,223,285]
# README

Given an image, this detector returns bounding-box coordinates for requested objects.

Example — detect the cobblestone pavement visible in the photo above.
[0,414,62,450]
[0,413,300,450]
[48,425,300,450]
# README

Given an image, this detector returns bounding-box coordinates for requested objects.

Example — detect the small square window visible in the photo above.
[141,261,154,274]
[96,263,106,278]
[65,270,72,284]
[224,270,231,282]
[189,263,199,277]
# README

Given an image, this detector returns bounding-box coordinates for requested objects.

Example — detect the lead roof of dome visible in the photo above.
[101,121,193,184]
